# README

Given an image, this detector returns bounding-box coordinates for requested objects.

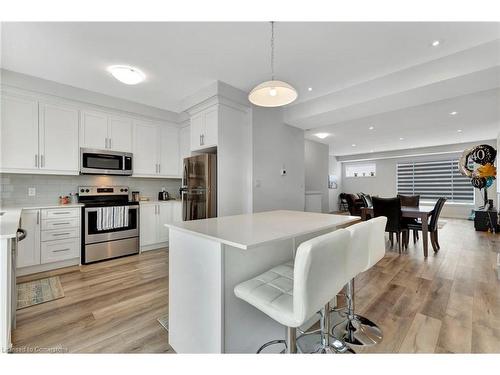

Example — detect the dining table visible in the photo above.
[361,205,435,257]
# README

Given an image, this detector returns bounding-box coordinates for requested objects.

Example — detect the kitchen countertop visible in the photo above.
[0,203,84,239]
[165,210,360,250]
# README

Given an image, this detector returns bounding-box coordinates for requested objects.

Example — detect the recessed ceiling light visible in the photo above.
[368,126,374,130]
[431,40,440,47]
[107,65,146,85]
[308,87,313,92]
[370,150,374,153]
[314,133,329,139]
[351,144,357,147]
[399,137,405,141]
[457,129,463,133]
[449,111,458,116]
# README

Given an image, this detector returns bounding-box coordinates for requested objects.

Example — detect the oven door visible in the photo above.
[84,205,139,244]
[80,148,133,176]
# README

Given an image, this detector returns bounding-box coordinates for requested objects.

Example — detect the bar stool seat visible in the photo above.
[235,229,353,354]
[234,261,296,328]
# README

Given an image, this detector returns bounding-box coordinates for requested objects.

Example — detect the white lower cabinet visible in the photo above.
[140,201,182,251]
[17,207,81,274]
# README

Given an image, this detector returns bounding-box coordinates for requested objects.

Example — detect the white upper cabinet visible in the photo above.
[179,125,190,173]
[108,115,133,152]
[80,110,133,152]
[0,94,39,172]
[159,124,180,177]
[80,110,108,150]
[133,120,160,176]
[39,102,79,173]
[133,120,181,178]
[190,106,218,151]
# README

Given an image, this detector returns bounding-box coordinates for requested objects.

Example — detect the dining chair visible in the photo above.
[397,194,420,243]
[372,197,408,252]
[345,194,364,216]
[359,193,373,208]
[406,197,447,252]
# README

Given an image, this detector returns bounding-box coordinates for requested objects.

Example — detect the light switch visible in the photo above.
[28,187,36,197]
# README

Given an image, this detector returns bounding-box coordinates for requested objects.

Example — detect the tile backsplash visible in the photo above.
[0,173,182,207]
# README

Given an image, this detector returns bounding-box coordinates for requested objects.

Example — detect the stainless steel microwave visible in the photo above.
[80,148,133,176]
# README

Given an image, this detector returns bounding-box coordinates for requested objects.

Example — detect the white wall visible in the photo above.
[304,140,329,213]
[328,155,342,212]
[252,107,305,212]
[340,140,497,219]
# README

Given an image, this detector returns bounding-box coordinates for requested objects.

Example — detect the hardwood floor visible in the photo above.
[11,218,500,353]
[12,249,172,353]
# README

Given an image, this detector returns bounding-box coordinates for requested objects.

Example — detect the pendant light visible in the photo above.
[248,22,298,107]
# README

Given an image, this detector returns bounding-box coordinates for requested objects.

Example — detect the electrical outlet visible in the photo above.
[28,187,36,197]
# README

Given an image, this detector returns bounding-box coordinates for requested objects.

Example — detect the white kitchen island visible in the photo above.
[165,210,360,353]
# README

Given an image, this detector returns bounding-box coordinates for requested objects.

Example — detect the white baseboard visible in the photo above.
[140,242,168,252]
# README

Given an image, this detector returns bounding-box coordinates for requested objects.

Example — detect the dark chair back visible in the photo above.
[429,197,447,231]
[345,194,361,216]
[398,194,420,207]
[372,197,402,232]
[359,193,373,208]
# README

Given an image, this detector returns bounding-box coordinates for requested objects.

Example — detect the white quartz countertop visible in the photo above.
[165,210,360,250]
[0,203,83,239]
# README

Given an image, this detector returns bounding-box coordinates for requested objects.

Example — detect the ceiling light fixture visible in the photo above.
[308,87,313,92]
[352,144,357,147]
[248,22,298,107]
[399,137,405,141]
[449,111,458,116]
[457,129,463,133]
[368,126,374,130]
[314,133,330,139]
[431,40,441,47]
[107,65,145,85]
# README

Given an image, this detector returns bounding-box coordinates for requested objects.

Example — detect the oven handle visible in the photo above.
[85,205,139,212]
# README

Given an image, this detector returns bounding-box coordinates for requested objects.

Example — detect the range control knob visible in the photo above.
[85,189,90,193]
[120,188,124,192]
[80,189,85,193]
[124,188,128,192]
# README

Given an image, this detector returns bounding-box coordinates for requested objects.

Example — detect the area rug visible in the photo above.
[17,276,64,309]
[157,314,169,332]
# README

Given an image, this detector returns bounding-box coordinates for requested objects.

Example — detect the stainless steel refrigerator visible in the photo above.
[180,154,217,221]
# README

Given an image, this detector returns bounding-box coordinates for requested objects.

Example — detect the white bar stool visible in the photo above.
[234,228,353,354]
[332,216,387,347]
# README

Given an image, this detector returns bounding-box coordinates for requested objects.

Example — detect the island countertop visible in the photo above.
[165,210,360,250]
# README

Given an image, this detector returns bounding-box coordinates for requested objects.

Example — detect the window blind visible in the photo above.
[397,159,474,203]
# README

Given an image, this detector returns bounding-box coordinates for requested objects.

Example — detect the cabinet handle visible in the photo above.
[109,138,112,149]
[52,211,70,215]
[35,154,38,168]
[199,134,202,146]
[37,211,40,225]
[53,248,70,253]
[105,138,109,149]
[52,222,70,226]
[158,164,161,174]
[201,134,205,146]
[41,155,45,168]
[52,232,70,236]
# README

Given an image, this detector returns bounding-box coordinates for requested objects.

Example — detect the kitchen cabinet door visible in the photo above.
[158,203,173,243]
[80,110,108,150]
[159,124,180,177]
[179,125,190,174]
[0,94,39,172]
[17,210,41,268]
[108,116,133,152]
[133,121,159,176]
[190,113,204,151]
[203,107,218,148]
[39,102,79,174]
[172,201,183,222]
[140,205,158,247]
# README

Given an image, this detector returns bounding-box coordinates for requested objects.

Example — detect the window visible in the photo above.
[345,163,376,178]
[397,159,474,203]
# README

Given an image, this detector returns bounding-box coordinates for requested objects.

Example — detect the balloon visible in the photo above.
[471,177,487,189]
[470,144,497,165]
[486,177,494,188]
[458,148,474,177]
[476,163,497,179]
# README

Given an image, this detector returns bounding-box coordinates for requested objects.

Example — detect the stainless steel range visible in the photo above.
[79,186,139,264]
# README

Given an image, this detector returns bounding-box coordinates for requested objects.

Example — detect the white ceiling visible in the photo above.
[1,22,499,155]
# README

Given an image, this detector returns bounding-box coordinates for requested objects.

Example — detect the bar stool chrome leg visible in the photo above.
[332,279,383,346]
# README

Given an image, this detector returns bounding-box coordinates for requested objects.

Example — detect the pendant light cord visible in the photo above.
[270,21,275,80]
